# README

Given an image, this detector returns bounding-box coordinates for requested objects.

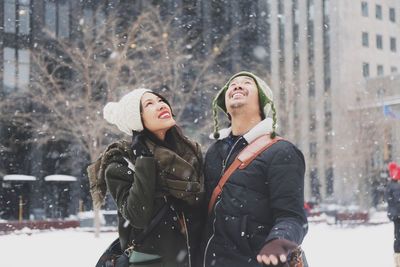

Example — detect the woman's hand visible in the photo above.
[131,131,153,160]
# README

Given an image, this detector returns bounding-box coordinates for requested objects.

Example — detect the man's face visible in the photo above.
[225,75,260,114]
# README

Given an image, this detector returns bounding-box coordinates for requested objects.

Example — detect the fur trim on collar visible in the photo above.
[209,118,275,143]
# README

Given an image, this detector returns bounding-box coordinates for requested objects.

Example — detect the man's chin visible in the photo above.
[228,102,246,109]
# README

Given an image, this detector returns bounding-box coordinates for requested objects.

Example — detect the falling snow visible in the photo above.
[0,222,394,267]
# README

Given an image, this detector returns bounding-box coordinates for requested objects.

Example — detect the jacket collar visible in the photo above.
[211,118,275,143]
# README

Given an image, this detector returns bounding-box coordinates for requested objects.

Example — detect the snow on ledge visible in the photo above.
[3,174,37,181]
[44,175,77,182]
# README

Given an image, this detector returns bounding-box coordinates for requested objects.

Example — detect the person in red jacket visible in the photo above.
[389,162,400,180]
[386,161,400,267]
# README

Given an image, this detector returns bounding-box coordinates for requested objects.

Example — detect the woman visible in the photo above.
[90,88,204,267]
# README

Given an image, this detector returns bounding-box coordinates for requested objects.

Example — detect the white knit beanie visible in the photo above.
[103,88,152,136]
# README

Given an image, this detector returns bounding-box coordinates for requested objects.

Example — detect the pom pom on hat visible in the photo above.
[103,88,151,136]
[103,102,119,125]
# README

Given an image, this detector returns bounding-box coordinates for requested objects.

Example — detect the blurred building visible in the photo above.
[329,0,400,206]
[0,0,106,220]
[351,74,400,207]
[259,0,400,206]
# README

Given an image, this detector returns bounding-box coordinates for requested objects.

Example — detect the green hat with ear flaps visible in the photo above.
[212,71,277,139]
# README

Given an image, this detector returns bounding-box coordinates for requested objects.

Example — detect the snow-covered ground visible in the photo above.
[0,222,395,267]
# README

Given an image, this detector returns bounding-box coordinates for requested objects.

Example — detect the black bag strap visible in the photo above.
[96,200,170,266]
[95,237,124,267]
[108,237,123,253]
[132,199,170,247]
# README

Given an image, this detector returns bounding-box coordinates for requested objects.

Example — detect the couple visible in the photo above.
[92,71,308,267]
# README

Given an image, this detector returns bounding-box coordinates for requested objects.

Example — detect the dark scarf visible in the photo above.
[87,126,203,209]
[143,126,203,205]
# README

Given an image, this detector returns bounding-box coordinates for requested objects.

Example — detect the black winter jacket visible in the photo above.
[386,180,400,221]
[202,134,308,267]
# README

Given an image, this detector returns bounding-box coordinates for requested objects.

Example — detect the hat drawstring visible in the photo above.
[270,101,277,139]
[212,99,220,139]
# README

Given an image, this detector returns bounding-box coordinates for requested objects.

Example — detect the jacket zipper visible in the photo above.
[221,137,243,175]
[181,212,191,267]
[203,198,221,267]
[204,137,243,266]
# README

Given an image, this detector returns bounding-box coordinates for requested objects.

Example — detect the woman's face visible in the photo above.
[140,92,176,139]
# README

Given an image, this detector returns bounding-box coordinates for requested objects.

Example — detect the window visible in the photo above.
[363,62,370,77]
[18,0,30,35]
[324,111,332,130]
[362,32,369,47]
[308,80,315,97]
[308,0,314,21]
[307,0,315,66]
[323,0,331,91]
[310,168,320,199]
[324,0,329,16]
[391,66,398,73]
[58,3,70,38]
[376,34,383,49]
[95,9,106,27]
[4,0,16,33]
[45,1,70,38]
[309,112,316,130]
[3,48,16,92]
[325,167,334,196]
[361,2,368,17]
[83,8,94,25]
[278,1,285,52]
[310,142,317,159]
[376,4,382,20]
[377,65,384,76]
[2,47,30,93]
[294,9,300,24]
[377,87,385,97]
[17,49,30,88]
[45,2,56,33]
[293,0,300,73]
[4,0,30,34]
[390,37,397,52]
[389,7,396,22]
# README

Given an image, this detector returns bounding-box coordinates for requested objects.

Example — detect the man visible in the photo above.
[202,71,308,266]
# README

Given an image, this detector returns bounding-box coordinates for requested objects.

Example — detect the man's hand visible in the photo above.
[256,239,298,265]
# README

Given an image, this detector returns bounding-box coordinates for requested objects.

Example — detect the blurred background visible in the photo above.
[0,0,399,227]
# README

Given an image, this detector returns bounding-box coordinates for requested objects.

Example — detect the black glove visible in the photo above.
[104,147,128,167]
[257,238,298,266]
[131,131,153,160]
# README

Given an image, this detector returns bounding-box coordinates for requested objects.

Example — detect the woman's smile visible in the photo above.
[158,110,171,119]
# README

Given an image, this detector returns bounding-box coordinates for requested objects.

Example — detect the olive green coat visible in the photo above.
[102,128,204,267]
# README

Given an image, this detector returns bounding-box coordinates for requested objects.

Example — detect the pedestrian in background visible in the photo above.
[386,161,400,267]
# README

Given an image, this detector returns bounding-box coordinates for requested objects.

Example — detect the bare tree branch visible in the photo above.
[0,7,244,164]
